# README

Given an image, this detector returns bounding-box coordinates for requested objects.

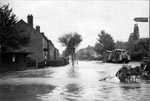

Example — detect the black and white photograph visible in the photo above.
[0,0,149,101]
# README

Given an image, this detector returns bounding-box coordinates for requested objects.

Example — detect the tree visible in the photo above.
[94,30,115,54]
[131,38,149,60]
[0,4,30,52]
[58,32,82,66]
[94,42,104,55]
[115,41,127,49]
[126,24,148,60]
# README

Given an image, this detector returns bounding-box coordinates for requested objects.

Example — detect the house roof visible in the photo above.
[16,19,58,52]
[48,40,54,46]
[17,19,49,42]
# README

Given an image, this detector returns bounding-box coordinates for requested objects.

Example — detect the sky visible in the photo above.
[1,0,149,53]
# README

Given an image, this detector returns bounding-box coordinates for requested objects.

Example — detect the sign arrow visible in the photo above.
[134,17,149,22]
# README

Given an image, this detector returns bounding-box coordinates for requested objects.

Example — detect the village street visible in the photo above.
[0,61,150,101]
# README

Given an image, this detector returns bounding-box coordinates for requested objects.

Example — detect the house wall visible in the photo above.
[15,15,59,64]
[41,36,57,61]
[41,34,48,60]
[54,48,59,60]
[48,41,55,60]
[0,53,27,72]
[15,20,44,63]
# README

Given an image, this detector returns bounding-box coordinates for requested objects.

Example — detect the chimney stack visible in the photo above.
[27,14,33,27]
[41,32,44,35]
[36,25,40,32]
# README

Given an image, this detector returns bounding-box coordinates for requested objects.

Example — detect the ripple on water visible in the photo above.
[0,61,150,101]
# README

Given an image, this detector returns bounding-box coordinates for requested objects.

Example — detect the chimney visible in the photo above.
[36,25,40,32]
[41,32,44,35]
[27,14,33,27]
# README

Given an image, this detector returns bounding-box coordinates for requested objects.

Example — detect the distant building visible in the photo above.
[128,24,139,42]
[76,45,98,60]
[86,45,98,57]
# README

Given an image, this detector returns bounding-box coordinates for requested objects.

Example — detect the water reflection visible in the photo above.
[65,83,82,94]
[0,85,56,101]
[67,67,79,78]
[17,69,54,78]
[118,83,149,101]
[63,83,83,101]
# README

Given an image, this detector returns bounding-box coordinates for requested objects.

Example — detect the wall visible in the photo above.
[0,53,28,72]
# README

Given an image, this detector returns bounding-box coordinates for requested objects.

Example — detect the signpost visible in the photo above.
[134,17,150,58]
[43,48,48,69]
[134,17,148,22]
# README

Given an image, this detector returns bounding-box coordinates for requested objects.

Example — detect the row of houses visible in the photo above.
[0,14,60,72]
[16,14,59,62]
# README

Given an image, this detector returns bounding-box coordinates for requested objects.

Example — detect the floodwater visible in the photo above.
[0,61,150,101]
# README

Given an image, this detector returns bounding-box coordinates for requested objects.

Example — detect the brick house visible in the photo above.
[15,14,59,66]
[54,47,59,60]
[0,14,61,72]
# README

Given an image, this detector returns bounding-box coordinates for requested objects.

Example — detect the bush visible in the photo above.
[131,51,148,61]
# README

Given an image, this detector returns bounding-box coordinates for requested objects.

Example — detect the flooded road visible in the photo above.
[0,61,150,101]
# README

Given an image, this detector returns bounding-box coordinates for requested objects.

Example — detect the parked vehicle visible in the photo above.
[103,49,130,63]
[103,50,112,62]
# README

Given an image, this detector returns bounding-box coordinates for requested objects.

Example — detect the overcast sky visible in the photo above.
[1,0,149,53]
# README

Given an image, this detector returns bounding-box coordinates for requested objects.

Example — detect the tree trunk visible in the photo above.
[71,53,74,67]
[71,49,75,67]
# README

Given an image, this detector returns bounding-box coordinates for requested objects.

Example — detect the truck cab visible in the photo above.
[103,50,112,62]
[112,49,130,63]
